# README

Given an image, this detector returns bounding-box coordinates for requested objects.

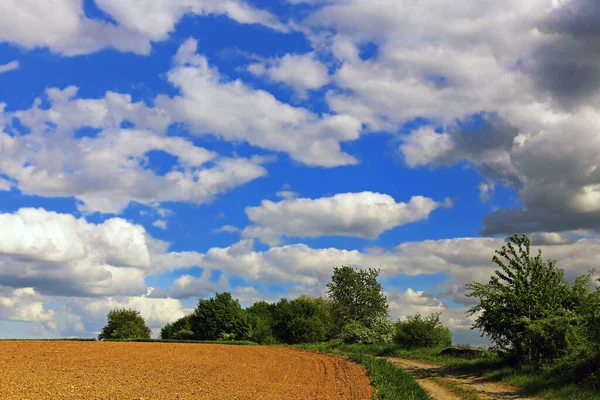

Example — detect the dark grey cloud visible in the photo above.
[526,0,600,108]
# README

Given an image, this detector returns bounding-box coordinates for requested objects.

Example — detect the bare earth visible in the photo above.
[387,357,543,400]
[0,341,374,400]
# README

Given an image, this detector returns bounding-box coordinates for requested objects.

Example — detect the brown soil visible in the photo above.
[388,357,543,400]
[0,341,374,400]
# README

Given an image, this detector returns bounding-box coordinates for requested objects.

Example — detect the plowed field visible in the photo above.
[0,341,374,399]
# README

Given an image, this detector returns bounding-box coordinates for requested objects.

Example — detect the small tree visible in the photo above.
[327,266,389,331]
[189,292,250,341]
[393,313,452,348]
[99,308,152,340]
[466,234,592,363]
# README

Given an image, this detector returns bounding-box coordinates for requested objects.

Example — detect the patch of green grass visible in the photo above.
[429,377,479,400]
[295,343,431,400]
[312,343,600,400]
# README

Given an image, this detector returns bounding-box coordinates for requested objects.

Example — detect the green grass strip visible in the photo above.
[294,343,432,400]
[349,353,433,400]
[429,377,479,400]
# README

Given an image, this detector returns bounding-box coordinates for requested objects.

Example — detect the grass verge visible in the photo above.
[302,342,600,400]
[429,377,479,400]
[295,343,432,400]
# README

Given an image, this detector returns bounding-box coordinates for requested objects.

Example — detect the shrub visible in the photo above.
[172,329,195,340]
[98,308,152,340]
[272,298,326,344]
[340,320,380,344]
[160,315,192,340]
[189,292,251,341]
[393,313,452,349]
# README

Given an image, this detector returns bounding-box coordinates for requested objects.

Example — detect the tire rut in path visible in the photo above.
[386,357,543,400]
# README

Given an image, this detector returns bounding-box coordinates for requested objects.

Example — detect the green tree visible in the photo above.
[189,292,250,340]
[297,295,337,339]
[160,315,193,340]
[272,298,326,344]
[393,313,452,349]
[327,266,389,330]
[466,234,594,363]
[247,301,277,344]
[98,308,152,340]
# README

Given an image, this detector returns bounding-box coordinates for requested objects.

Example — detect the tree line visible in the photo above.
[100,233,600,386]
[101,266,451,348]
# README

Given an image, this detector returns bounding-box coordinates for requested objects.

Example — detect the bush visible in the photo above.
[272,298,326,344]
[393,313,452,349]
[249,315,277,344]
[297,295,338,340]
[189,292,251,341]
[99,308,152,340]
[173,329,195,340]
[340,320,379,344]
[160,315,192,340]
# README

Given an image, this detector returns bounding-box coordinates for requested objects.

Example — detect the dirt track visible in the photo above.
[388,357,542,400]
[0,341,374,400]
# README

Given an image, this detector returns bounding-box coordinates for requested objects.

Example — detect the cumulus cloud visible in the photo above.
[0,287,54,322]
[0,60,19,74]
[0,0,284,56]
[1,88,268,213]
[288,0,600,236]
[0,208,151,297]
[83,295,190,329]
[161,270,229,300]
[156,38,363,167]
[248,52,330,96]
[182,236,600,304]
[526,0,600,109]
[243,192,448,245]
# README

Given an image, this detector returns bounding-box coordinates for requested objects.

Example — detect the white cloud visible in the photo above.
[0,177,12,191]
[152,220,168,230]
[243,192,448,245]
[0,287,54,322]
[290,0,600,235]
[275,190,298,200]
[2,91,268,213]
[478,182,495,204]
[163,270,229,299]
[0,0,284,56]
[0,208,151,297]
[212,225,241,234]
[156,38,363,167]
[248,52,330,95]
[0,0,149,55]
[83,295,190,328]
[0,60,19,74]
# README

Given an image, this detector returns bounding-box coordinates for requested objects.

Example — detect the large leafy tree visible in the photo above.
[98,308,152,340]
[327,266,389,330]
[189,292,250,340]
[466,234,594,363]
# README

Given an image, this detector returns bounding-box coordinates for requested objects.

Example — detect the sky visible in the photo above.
[1,0,600,344]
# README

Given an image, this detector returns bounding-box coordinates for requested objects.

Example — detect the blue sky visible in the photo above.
[0,0,599,344]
